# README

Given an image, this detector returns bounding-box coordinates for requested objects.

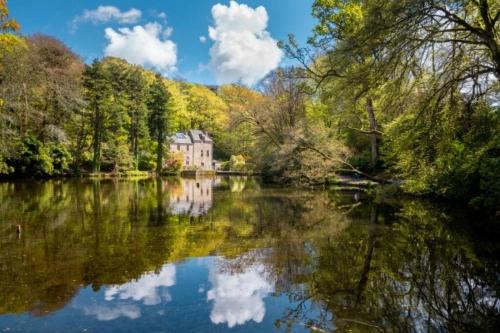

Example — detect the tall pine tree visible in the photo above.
[82,60,112,172]
[148,73,171,175]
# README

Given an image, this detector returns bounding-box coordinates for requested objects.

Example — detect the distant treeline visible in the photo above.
[1,0,499,215]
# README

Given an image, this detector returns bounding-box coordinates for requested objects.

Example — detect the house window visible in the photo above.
[187,145,189,151]
[201,162,204,167]
[207,150,209,157]
[177,144,180,151]
[201,150,204,157]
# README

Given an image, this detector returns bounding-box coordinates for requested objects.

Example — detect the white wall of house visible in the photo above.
[169,141,213,170]
[192,141,212,169]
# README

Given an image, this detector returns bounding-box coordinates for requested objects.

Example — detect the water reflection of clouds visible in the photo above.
[82,264,176,321]
[105,264,176,305]
[83,304,141,321]
[207,261,274,328]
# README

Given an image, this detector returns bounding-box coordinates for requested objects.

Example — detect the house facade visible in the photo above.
[169,130,213,170]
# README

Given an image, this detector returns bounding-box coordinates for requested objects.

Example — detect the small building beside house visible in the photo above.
[169,130,213,170]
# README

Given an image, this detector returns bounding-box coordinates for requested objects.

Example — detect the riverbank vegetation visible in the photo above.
[0,0,499,214]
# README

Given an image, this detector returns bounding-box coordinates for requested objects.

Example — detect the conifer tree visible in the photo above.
[148,73,171,175]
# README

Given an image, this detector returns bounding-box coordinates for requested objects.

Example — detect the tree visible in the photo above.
[0,0,19,32]
[125,67,149,170]
[148,73,171,175]
[27,35,84,142]
[82,60,113,172]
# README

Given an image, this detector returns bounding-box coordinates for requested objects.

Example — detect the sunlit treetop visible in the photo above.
[0,0,19,32]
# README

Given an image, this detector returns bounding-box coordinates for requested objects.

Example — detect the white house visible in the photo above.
[169,130,213,170]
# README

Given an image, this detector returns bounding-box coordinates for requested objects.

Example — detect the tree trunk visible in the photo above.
[131,112,139,170]
[92,104,101,173]
[366,97,378,170]
[156,128,164,175]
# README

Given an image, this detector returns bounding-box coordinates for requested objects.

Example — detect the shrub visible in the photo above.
[229,155,246,171]
[49,142,72,175]
[163,151,183,173]
[16,136,54,176]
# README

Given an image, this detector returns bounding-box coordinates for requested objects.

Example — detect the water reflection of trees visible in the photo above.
[0,179,498,332]
[0,178,269,315]
[271,201,500,333]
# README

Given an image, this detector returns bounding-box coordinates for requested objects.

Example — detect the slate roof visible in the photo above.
[171,132,192,144]
[170,130,212,144]
[189,130,212,143]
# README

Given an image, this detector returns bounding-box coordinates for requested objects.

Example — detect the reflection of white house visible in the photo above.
[169,178,214,216]
[169,130,213,170]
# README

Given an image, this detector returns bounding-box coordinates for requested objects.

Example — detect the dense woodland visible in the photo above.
[0,0,499,214]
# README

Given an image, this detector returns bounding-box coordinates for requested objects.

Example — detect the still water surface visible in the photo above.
[0,177,499,332]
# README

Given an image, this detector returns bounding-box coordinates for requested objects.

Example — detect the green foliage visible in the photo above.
[0,154,13,174]
[229,155,246,171]
[49,142,72,175]
[163,151,183,173]
[0,0,19,32]
[1,0,498,216]
[16,136,53,176]
[148,73,171,174]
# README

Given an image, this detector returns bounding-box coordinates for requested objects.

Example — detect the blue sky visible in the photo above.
[9,0,315,85]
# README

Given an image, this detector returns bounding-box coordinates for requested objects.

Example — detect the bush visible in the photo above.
[229,155,246,171]
[9,137,73,176]
[0,154,13,175]
[16,136,54,176]
[138,152,156,171]
[163,151,183,173]
[49,142,72,175]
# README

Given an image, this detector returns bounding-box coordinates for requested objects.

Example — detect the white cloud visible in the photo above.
[200,36,207,43]
[72,6,141,30]
[207,259,273,328]
[104,22,177,72]
[163,26,174,38]
[105,264,176,306]
[208,1,283,85]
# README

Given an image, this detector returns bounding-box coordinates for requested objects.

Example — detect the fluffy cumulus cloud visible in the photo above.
[104,22,177,72]
[208,1,283,85]
[72,6,141,30]
[207,260,274,328]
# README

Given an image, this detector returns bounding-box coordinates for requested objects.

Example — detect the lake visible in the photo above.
[0,177,499,332]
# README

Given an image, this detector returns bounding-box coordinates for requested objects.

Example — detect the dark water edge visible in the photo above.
[0,177,499,333]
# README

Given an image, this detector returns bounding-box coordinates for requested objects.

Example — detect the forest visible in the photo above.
[0,0,499,215]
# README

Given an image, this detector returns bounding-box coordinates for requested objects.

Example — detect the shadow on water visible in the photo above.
[0,177,498,332]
